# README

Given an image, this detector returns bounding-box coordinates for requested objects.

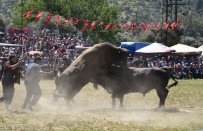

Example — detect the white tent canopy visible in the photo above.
[198,45,203,57]
[135,42,175,54]
[198,45,203,50]
[170,44,202,55]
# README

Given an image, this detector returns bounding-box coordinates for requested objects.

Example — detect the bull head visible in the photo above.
[115,47,129,68]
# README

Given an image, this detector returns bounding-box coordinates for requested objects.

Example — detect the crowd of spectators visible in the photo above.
[0,31,93,71]
[128,55,203,79]
[0,30,94,79]
[0,30,203,80]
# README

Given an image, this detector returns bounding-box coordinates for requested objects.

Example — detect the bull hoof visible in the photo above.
[112,104,116,109]
[154,106,165,111]
[70,99,77,105]
[52,96,59,103]
[112,103,116,109]
[119,104,124,109]
[119,106,125,111]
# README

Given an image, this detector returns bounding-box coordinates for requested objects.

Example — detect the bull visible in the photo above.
[54,42,128,105]
[93,66,178,108]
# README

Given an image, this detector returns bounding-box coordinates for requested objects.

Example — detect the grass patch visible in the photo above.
[0,79,202,130]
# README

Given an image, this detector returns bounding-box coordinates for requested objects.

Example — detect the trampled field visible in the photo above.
[0,79,202,131]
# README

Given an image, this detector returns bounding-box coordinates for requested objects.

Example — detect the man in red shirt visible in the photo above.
[0,55,22,112]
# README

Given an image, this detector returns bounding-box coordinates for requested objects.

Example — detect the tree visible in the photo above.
[196,0,203,12]
[0,19,5,32]
[12,0,119,44]
[154,26,184,46]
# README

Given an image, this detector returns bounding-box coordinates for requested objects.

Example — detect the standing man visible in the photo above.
[22,56,53,110]
[53,56,71,102]
[0,55,22,112]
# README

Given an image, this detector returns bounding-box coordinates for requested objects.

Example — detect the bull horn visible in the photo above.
[118,47,129,53]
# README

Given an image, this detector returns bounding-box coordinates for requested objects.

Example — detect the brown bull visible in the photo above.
[93,66,178,108]
[54,42,128,105]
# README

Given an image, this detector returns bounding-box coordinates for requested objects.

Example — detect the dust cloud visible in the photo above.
[32,82,202,128]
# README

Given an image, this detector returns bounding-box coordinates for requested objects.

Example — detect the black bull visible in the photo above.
[54,42,128,105]
[94,66,178,108]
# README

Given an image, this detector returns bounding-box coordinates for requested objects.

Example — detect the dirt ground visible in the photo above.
[0,80,202,130]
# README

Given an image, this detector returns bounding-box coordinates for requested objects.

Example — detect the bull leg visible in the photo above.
[70,98,77,105]
[119,95,124,108]
[63,88,73,107]
[156,88,169,108]
[111,94,116,109]
[52,94,59,103]
[64,95,72,106]
[64,90,78,107]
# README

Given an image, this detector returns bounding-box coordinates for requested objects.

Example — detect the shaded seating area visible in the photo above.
[121,41,203,79]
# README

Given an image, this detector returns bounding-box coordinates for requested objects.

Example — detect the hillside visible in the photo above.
[0,0,202,40]
[0,0,16,25]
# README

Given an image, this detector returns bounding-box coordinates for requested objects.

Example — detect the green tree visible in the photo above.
[154,26,184,46]
[0,19,5,31]
[196,0,203,11]
[12,0,119,44]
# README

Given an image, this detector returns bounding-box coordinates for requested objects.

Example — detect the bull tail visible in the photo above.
[161,67,178,89]
[166,70,178,89]
[167,80,178,89]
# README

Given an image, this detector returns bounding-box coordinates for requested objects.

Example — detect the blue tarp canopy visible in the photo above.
[120,42,151,54]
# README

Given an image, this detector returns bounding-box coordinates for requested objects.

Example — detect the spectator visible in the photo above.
[53,56,72,102]
[159,57,167,67]
[0,57,8,80]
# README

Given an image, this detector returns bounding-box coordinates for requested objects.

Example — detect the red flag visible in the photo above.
[61,17,72,26]
[146,24,151,28]
[35,11,43,21]
[23,9,33,20]
[141,24,147,33]
[154,23,159,31]
[81,20,89,32]
[90,21,97,30]
[105,23,112,30]
[44,13,53,25]
[122,23,128,29]
[111,23,118,31]
[72,18,80,25]
[99,22,104,26]
[164,22,170,30]
[54,16,62,25]
[171,20,181,30]
[171,22,176,30]
[66,17,72,21]
[130,23,138,32]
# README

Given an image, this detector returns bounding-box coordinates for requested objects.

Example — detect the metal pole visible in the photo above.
[21,0,23,45]
[175,0,178,22]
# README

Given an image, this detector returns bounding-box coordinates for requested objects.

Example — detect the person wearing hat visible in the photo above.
[52,56,72,102]
[0,55,23,112]
[22,56,53,110]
